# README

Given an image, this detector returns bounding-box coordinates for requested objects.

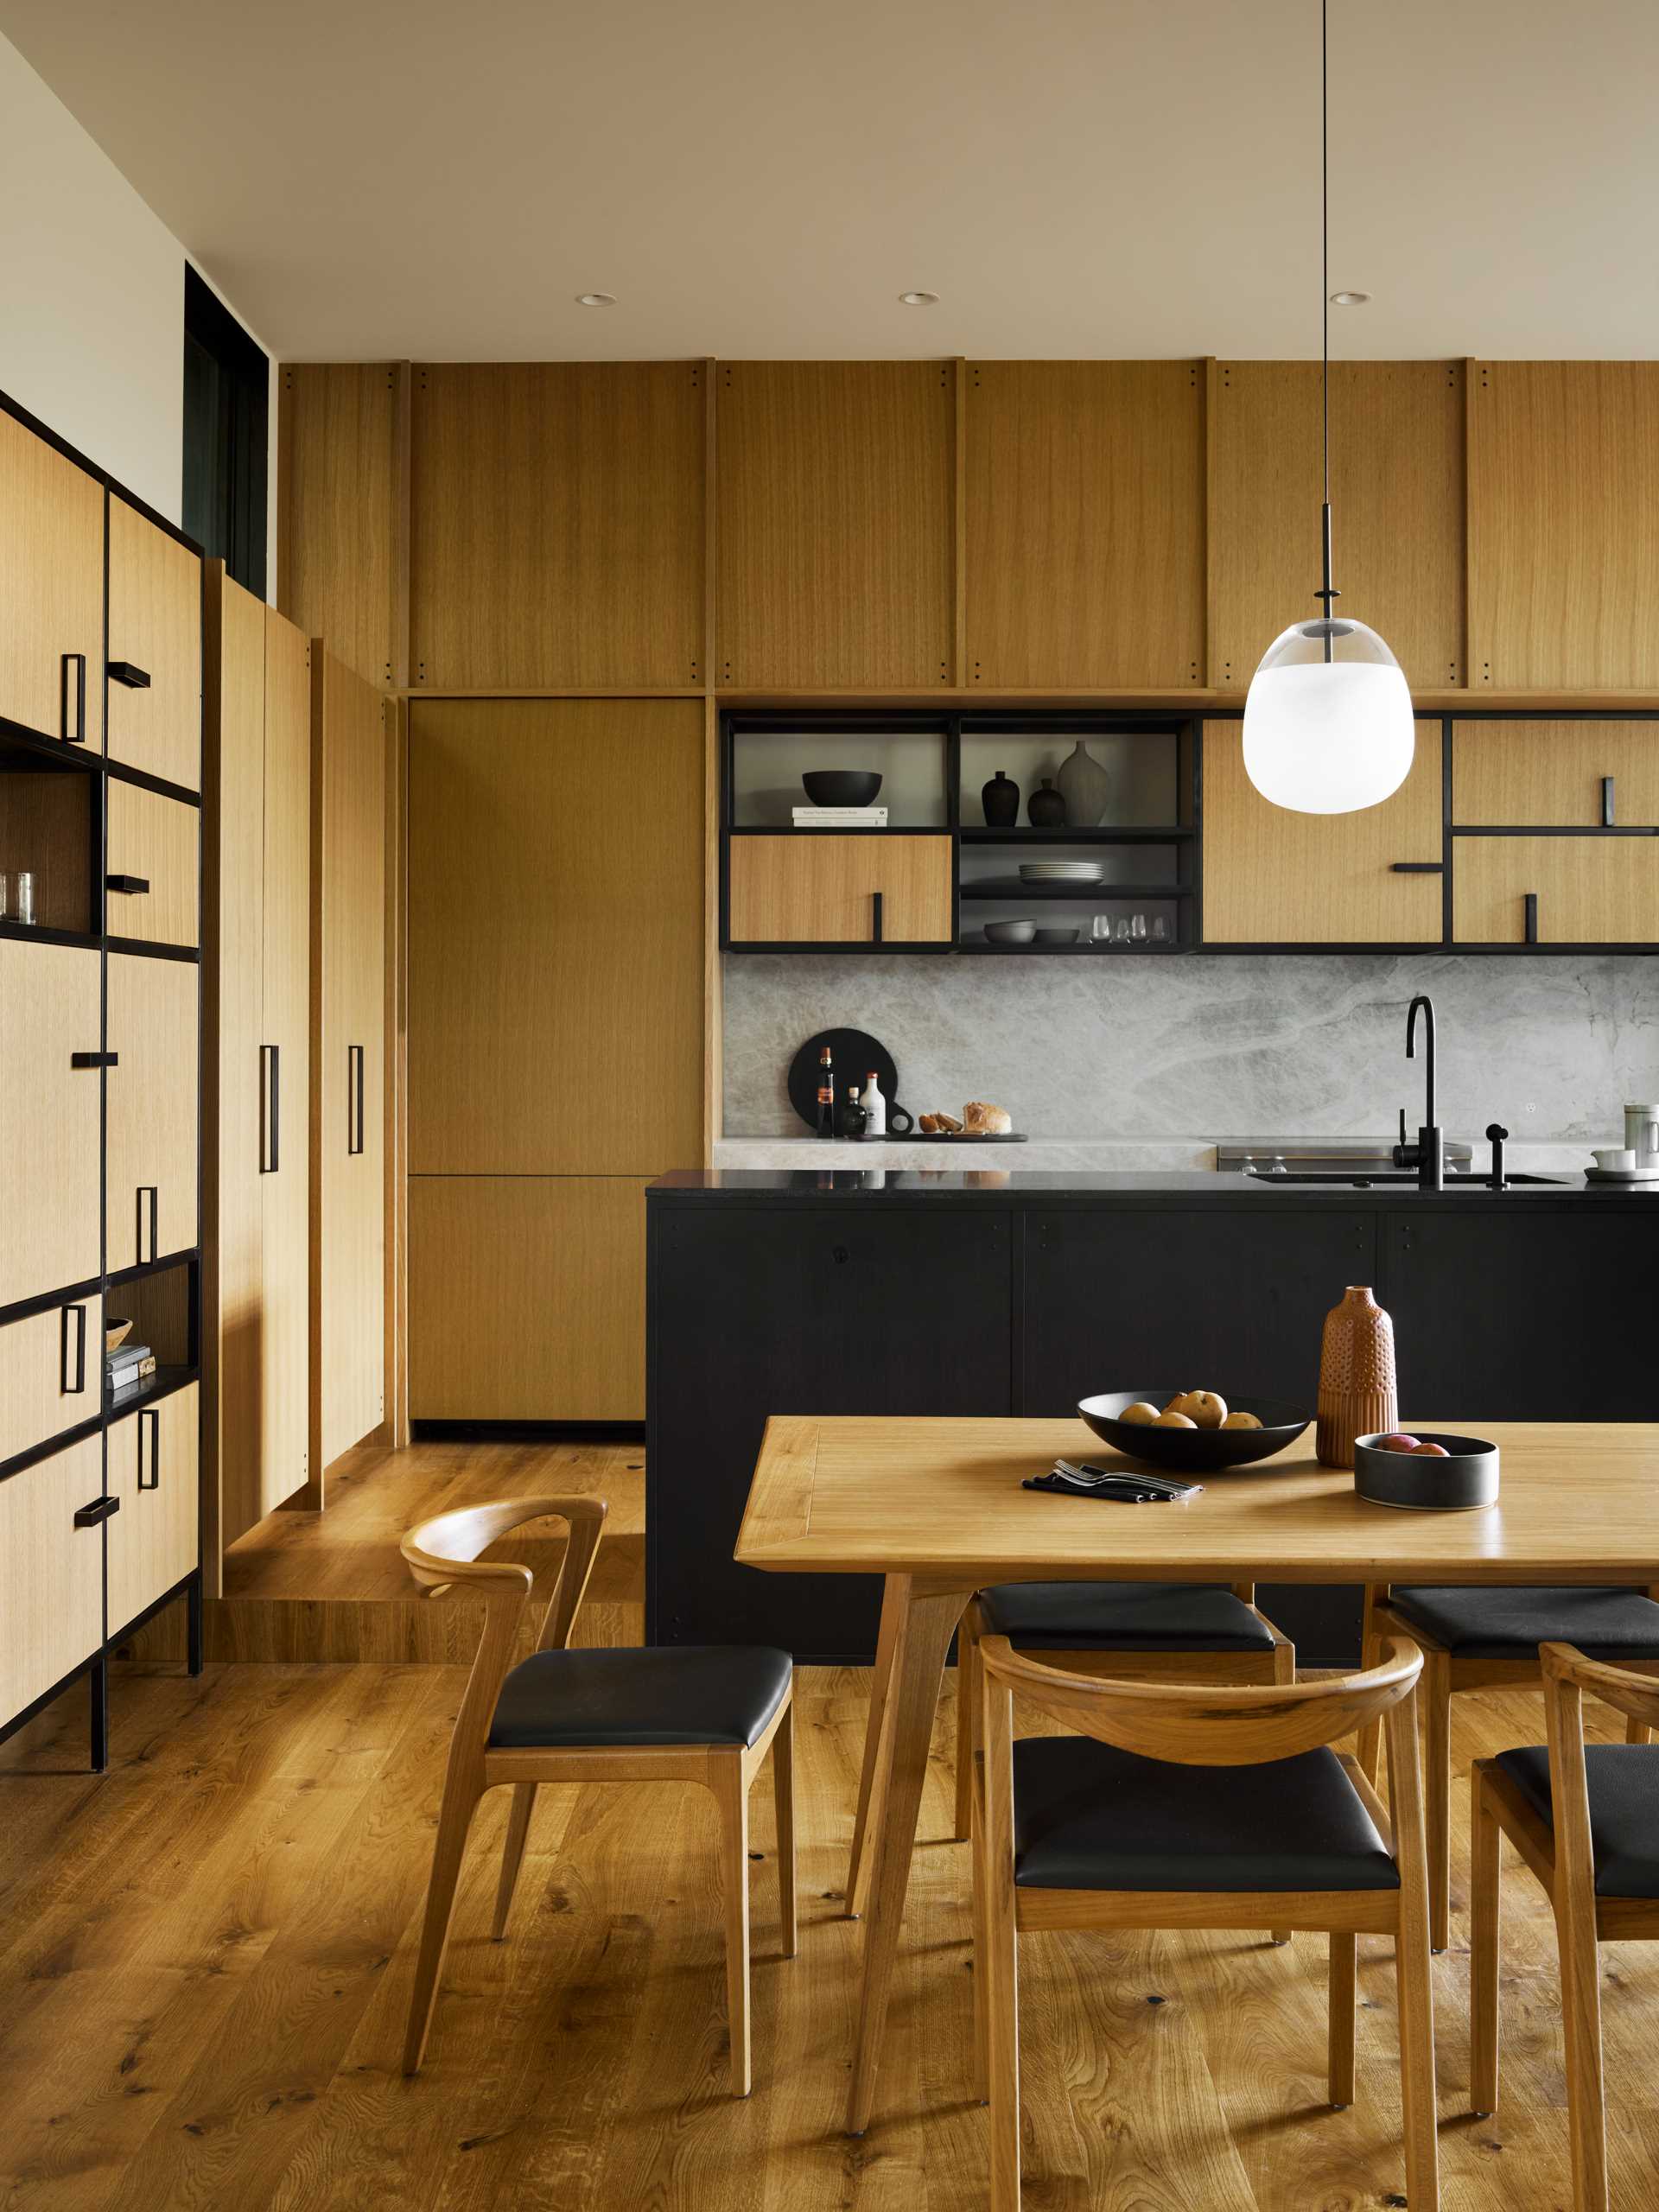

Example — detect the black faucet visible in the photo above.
[1486,1121,1509,1192]
[1392,993,1445,1192]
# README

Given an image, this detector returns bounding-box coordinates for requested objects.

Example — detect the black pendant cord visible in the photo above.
[1315,0,1338,659]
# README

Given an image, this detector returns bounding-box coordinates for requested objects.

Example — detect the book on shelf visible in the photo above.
[107,1346,156,1389]
[791,805,889,824]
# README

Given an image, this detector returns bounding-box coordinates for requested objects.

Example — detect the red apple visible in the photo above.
[1376,1433,1421,1453]
[1409,1441,1451,1458]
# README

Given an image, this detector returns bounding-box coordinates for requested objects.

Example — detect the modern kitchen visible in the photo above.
[2,3,1658,2208]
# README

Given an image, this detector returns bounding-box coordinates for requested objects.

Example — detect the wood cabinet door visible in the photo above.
[106,499,202,789]
[107,952,200,1269]
[728,834,953,944]
[0,410,103,747]
[0,941,101,1306]
[279,364,400,690]
[1452,720,1659,827]
[1452,836,1659,944]
[407,700,705,1174]
[715,362,955,687]
[106,1383,200,1637]
[1200,721,1444,944]
[0,1297,99,1465]
[105,780,200,948]
[0,1433,105,1726]
[260,612,311,1510]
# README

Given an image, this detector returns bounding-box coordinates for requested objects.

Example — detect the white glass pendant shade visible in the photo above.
[1243,615,1414,814]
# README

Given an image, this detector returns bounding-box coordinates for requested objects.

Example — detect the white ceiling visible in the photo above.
[3,0,1656,363]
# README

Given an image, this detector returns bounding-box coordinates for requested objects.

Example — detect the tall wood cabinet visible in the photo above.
[203,569,312,1577]
[0,397,204,1769]
[310,650,388,1487]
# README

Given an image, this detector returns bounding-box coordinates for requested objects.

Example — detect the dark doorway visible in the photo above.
[183,264,268,594]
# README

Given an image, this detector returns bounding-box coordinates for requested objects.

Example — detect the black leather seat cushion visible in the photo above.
[1494,1745,1659,1897]
[1388,1586,1659,1660]
[980,1580,1274,1652]
[1012,1735,1398,1892]
[488,1645,792,1751]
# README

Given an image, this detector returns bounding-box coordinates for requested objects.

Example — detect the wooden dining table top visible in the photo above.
[735,1416,1659,1585]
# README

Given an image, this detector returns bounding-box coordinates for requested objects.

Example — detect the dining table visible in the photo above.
[734,1413,1659,2134]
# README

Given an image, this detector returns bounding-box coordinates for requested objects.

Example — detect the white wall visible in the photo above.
[0,31,275,579]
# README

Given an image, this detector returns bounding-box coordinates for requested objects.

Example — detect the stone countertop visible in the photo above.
[653,1166,1658,1205]
[711,1135,1603,1175]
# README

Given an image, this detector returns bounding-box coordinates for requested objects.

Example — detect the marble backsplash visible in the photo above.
[721,953,1659,1145]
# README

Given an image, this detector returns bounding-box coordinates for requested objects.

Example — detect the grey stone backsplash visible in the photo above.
[721,952,1659,1146]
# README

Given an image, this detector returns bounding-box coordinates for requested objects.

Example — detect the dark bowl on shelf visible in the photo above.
[1077,1390,1312,1471]
[803,770,882,808]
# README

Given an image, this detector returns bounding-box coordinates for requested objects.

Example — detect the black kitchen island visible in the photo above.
[645,1168,1657,1664]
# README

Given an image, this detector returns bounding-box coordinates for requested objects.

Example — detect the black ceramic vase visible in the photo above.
[981,769,1020,827]
[1027,777,1067,828]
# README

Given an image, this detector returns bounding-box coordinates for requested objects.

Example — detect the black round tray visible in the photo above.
[786,1029,914,1134]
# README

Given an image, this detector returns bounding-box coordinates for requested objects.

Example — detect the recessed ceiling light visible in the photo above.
[1329,289,1371,307]
[575,291,617,308]
[899,290,939,307]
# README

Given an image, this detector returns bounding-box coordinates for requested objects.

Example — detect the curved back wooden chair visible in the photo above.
[972,1632,1436,2212]
[1471,1643,1659,2211]
[401,1496,795,2096]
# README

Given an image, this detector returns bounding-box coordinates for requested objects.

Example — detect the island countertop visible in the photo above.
[650,1166,1658,1205]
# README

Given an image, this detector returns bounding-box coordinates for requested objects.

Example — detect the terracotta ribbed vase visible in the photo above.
[1317,1285,1398,1470]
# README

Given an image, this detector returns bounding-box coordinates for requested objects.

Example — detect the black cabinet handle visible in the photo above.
[60,652,86,742]
[1524,892,1539,945]
[871,891,884,945]
[260,1043,280,1174]
[105,874,150,895]
[138,1407,161,1492]
[60,1301,88,1395]
[1390,861,1444,874]
[1602,775,1616,828]
[136,1185,159,1264]
[73,1496,119,1529]
[108,661,151,690]
[71,1051,118,1069]
[347,1044,365,1155]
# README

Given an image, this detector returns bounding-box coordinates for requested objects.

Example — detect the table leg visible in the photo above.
[847,1576,973,2136]
[845,1575,908,1919]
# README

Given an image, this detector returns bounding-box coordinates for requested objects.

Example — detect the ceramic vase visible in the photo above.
[1027,777,1067,829]
[981,769,1020,827]
[1317,1284,1398,1469]
[1056,741,1110,826]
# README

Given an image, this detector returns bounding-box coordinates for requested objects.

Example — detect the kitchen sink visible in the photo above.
[1245,1170,1566,1187]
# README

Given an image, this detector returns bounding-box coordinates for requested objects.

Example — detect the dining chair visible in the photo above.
[1357,1582,1659,1949]
[400,1495,796,2095]
[1471,1642,1659,2212]
[972,1630,1437,2212]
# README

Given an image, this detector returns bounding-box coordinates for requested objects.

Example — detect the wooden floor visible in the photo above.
[6,1441,1658,2209]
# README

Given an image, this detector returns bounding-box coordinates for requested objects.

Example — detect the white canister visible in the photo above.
[861,1071,887,1138]
[1624,1103,1659,1166]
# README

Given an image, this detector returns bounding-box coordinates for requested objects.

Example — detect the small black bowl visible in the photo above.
[803,770,882,808]
[1077,1390,1312,1471]
[1354,1431,1499,1510]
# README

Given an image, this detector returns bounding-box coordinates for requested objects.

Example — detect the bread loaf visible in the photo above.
[963,1101,1012,1135]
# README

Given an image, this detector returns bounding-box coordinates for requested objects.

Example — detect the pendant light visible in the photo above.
[1243,0,1414,815]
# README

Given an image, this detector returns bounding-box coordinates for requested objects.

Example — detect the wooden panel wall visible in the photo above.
[715,361,956,687]
[409,362,705,690]
[964,361,1205,688]
[278,365,404,690]
[1210,360,1466,691]
[1467,362,1659,689]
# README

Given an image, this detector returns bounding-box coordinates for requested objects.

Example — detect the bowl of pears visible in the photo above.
[1077,1389,1312,1471]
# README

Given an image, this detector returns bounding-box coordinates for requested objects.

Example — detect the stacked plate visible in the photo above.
[1019,860,1103,886]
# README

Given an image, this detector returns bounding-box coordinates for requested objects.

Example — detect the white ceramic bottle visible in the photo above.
[861,1071,887,1138]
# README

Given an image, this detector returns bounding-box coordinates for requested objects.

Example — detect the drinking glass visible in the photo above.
[1130,912,1148,944]
[1115,916,1131,944]
[1090,914,1113,944]
[1152,915,1169,943]
[15,871,35,926]
[0,872,9,921]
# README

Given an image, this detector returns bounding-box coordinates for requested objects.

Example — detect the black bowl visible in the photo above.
[1077,1390,1312,1471]
[803,770,882,808]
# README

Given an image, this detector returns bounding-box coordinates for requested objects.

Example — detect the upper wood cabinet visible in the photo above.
[105,781,200,949]
[963,362,1205,689]
[408,698,704,1175]
[1200,719,1444,944]
[1452,719,1659,826]
[1452,836,1659,945]
[728,834,953,945]
[716,362,955,688]
[1210,362,1465,692]
[0,941,101,1306]
[409,362,705,690]
[106,950,200,1268]
[1469,363,1659,690]
[106,497,202,790]
[278,363,402,691]
[0,407,103,747]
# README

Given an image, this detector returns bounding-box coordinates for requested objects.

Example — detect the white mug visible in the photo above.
[1593,1147,1637,1172]
[1623,1104,1659,1166]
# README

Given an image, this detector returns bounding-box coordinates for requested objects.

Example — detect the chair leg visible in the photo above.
[954,1612,979,1845]
[492,1783,537,1942]
[404,1776,484,2075]
[1625,1714,1651,1746]
[1270,1635,1295,1946]
[1469,1764,1501,2116]
[711,1754,753,2098]
[1557,1885,1610,2211]
[976,1773,1020,2209]
[1356,1586,1386,1785]
[1423,1650,1452,1952]
[772,1700,798,1958]
[1327,1932,1357,2108]
[1389,1695,1440,2212]
[846,1577,906,1918]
